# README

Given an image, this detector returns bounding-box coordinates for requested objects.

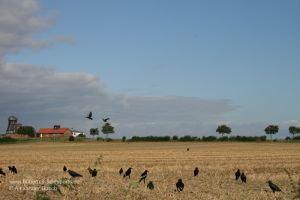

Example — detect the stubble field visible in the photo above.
[0,142,299,200]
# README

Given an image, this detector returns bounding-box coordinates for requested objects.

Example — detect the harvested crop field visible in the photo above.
[0,142,299,200]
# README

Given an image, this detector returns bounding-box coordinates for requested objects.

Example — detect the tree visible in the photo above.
[264,125,279,140]
[101,123,115,140]
[90,128,99,138]
[216,124,231,137]
[289,126,297,139]
[17,126,35,137]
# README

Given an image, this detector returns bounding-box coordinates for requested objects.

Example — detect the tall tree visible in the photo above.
[101,123,115,140]
[216,124,231,137]
[264,125,279,140]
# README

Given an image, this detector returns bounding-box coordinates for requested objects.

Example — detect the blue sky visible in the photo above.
[1,0,300,137]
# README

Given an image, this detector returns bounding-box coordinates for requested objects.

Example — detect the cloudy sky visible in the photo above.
[1,0,300,138]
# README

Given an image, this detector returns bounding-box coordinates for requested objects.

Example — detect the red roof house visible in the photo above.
[38,127,72,138]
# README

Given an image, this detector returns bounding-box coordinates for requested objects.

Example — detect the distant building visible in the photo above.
[71,129,86,137]
[38,126,72,138]
[6,116,22,134]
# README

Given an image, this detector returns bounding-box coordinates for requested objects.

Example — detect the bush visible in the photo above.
[17,126,35,137]
[218,136,229,141]
[130,136,171,142]
[172,136,178,141]
[96,137,104,141]
[122,136,126,142]
[202,136,217,141]
[106,138,113,142]
[179,135,198,142]
[285,137,291,141]
[293,136,300,140]
[69,136,75,141]
[77,134,86,138]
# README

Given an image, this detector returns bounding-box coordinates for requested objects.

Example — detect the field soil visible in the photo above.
[0,142,299,200]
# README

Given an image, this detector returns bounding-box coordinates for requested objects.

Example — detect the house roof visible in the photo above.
[39,128,70,134]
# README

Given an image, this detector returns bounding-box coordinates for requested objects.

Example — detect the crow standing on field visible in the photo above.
[267,180,282,193]
[241,172,247,183]
[8,166,17,174]
[147,181,154,190]
[68,169,83,178]
[235,169,241,180]
[139,170,148,184]
[63,166,67,172]
[194,167,199,177]
[87,167,97,177]
[176,179,184,191]
[0,168,5,176]
[123,168,132,178]
[119,168,123,175]
[86,112,93,120]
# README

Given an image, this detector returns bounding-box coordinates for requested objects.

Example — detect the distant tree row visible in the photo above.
[128,135,268,142]
[216,124,300,140]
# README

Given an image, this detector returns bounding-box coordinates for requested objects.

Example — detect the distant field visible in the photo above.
[0,142,299,200]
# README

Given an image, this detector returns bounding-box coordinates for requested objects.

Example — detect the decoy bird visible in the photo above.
[139,170,148,184]
[194,167,199,177]
[63,166,67,172]
[176,179,184,191]
[241,172,247,183]
[267,180,282,193]
[102,118,110,122]
[68,169,83,178]
[235,169,241,180]
[86,112,93,120]
[0,168,5,176]
[119,168,123,175]
[147,181,155,190]
[123,168,132,178]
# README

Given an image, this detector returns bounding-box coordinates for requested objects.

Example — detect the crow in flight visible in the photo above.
[267,180,282,193]
[147,181,155,190]
[194,167,199,177]
[176,179,184,191]
[139,170,148,184]
[235,169,241,180]
[68,169,83,178]
[123,168,132,178]
[86,112,93,120]
[102,118,110,122]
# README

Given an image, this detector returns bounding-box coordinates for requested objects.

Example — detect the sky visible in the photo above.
[0,0,300,138]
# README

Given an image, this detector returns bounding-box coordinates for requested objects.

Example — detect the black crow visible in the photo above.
[123,167,132,178]
[187,148,189,151]
[176,179,184,191]
[63,166,67,172]
[11,166,17,174]
[139,170,148,184]
[194,167,199,177]
[0,168,5,176]
[88,167,93,174]
[102,118,110,122]
[267,180,282,193]
[8,166,13,173]
[241,172,247,183]
[68,169,83,178]
[91,169,97,177]
[235,169,241,180]
[147,181,154,190]
[86,112,93,120]
[119,168,123,175]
